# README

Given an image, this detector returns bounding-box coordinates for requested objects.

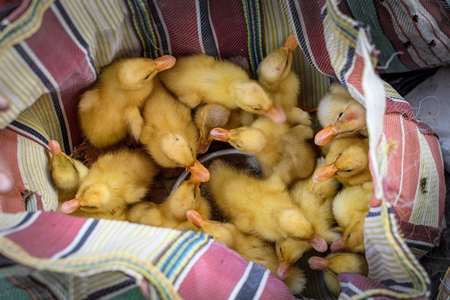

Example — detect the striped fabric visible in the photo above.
[0,0,448,299]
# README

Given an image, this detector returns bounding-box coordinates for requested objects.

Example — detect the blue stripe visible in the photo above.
[367,210,381,218]
[235,263,266,300]
[198,0,218,56]
[338,46,354,86]
[0,212,35,234]
[159,231,206,279]
[406,242,433,252]
[341,284,358,297]
[9,120,49,147]
[84,278,135,300]
[287,0,316,71]
[13,44,69,153]
[243,0,263,77]
[60,220,98,258]
[380,278,414,289]
[146,0,170,56]
[54,0,97,76]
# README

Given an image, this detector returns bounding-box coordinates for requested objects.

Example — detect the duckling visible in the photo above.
[205,159,328,252]
[158,53,286,123]
[139,78,210,183]
[78,55,176,149]
[127,179,211,231]
[330,182,374,253]
[257,34,310,126]
[315,81,367,146]
[193,103,242,154]
[59,148,159,220]
[276,157,342,280]
[48,140,89,201]
[313,137,371,187]
[210,117,316,185]
[186,209,307,294]
[308,252,369,296]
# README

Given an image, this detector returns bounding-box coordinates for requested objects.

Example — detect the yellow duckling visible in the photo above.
[257,34,311,126]
[330,182,374,253]
[78,55,176,149]
[308,252,369,296]
[315,81,368,146]
[205,159,328,252]
[139,78,210,183]
[210,117,316,185]
[127,179,211,231]
[48,140,89,201]
[313,137,371,187]
[193,103,242,154]
[276,157,342,280]
[186,209,307,294]
[158,53,286,123]
[59,148,159,220]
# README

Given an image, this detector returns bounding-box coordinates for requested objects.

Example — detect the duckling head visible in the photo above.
[60,182,116,214]
[105,55,176,91]
[168,179,201,220]
[257,34,297,86]
[229,80,286,123]
[194,104,231,154]
[275,238,310,280]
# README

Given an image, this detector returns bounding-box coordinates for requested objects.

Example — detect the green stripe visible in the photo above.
[342,0,409,72]
[326,0,358,46]
[0,0,54,54]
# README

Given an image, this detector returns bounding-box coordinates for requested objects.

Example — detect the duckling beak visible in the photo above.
[186,209,205,228]
[265,106,287,123]
[154,55,176,72]
[277,261,291,281]
[330,237,345,252]
[284,34,298,52]
[307,234,328,252]
[188,160,210,183]
[196,137,212,154]
[313,164,338,183]
[60,199,80,214]
[48,140,62,155]
[210,128,230,142]
[314,125,339,146]
[307,256,328,270]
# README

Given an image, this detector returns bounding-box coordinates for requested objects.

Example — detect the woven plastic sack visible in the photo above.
[0,0,447,299]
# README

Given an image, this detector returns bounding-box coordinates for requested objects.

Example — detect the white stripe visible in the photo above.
[0,211,41,233]
[195,0,205,53]
[394,115,406,206]
[227,262,254,300]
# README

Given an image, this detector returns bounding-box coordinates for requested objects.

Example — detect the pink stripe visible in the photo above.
[5,212,89,258]
[156,0,202,55]
[178,242,246,298]
[0,129,26,213]
[209,0,248,59]
[383,114,420,222]
[25,9,95,147]
[5,0,31,22]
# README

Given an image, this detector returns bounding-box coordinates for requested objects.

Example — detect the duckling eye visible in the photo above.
[174,161,181,166]
[89,206,97,209]
[252,107,261,111]
[347,233,351,238]
[235,144,241,149]
[338,111,344,119]
[343,169,353,173]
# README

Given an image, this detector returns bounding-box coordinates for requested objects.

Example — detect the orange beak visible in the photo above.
[313,164,338,183]
[60,199,80,214]
[48,140,62,155]
[210,128,230,142]
[314,125,339,146]
[186,209,205,228]
[154,55,176,72]
[284,34,298,52]
[265,106,286,123]
[277,261,291,281]
[330,237,345,252]
[196,137,212,154]
[188,160,210,183]
[307,234,328,252]
[307,256,328,270]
